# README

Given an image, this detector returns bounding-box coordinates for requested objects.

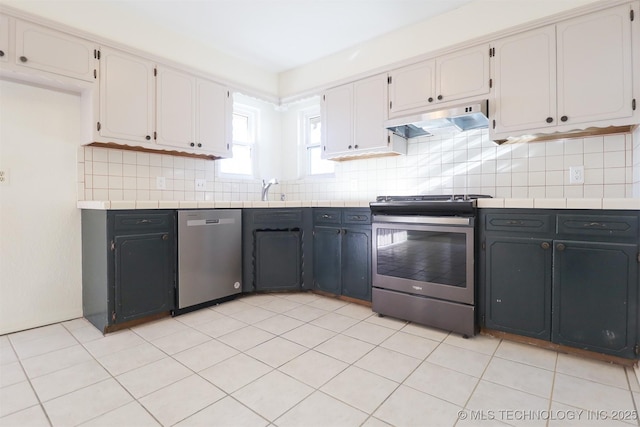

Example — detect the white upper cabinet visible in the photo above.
[491,3,635,139]
[321,83,353,158]
[0,15,9,63]
[156,66,232,157]
[196,79,232,157]
[491,25,557,134]
[322,73,405,160]
[388,44,489,117]
[156,66,196,149]
[556,4,633,126]
[14,20,96,82]
[436,45,490,104]
[98,47,155,144]
[388,60,435,117]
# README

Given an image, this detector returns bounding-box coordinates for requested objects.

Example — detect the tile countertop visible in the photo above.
[77,200,373,210]
[77,199,640,210]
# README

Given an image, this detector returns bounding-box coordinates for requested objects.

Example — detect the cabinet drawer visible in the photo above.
[251,209,303,225]
[343,209,371,225]
[113,211,173,232]
[557,214,638,239]
[314,209,341,225]
[485,213,553,234]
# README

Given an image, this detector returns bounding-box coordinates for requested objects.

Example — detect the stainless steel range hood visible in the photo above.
[386,100,489,138]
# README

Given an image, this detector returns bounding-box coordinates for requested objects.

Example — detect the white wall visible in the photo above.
[278,0,600,97]
[0,80,83,334]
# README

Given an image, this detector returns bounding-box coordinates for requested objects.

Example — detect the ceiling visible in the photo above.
[4,0,474,73]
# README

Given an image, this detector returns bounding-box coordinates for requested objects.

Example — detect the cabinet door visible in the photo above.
[99,48,155,143]
[114,232,174,323]
[552,240,637,358]
[197,80,232,157]
[156,66,195,150]
[557,4,633,125]
[353,74,388,152]
[485,236,552,340]
[0,15,9,63]
[491,25,557,135]
[313,227,342,294]
[388,59,435,117]
[14,20,96,82]
[255,230,301,291]
[436,44,489,104]
[342,227,371,301]
[321,84,353,158]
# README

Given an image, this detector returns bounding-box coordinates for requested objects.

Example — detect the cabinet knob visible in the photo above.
[541,242,550,250]
[556,243,566,251]
[354,144,359,149]
[336,229,341,234]
[560,115,568,122]
[145,135,151,140]
[19,56,27,63]
[546,117,553,123]
[190,142,195,147]
[348,145,353,149]
[437,95,443,101]
[162,234,169,241]
[0,51,4,57]
[197,143,202,148]
[428,97,434,103]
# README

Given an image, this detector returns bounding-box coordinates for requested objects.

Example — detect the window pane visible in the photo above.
[220,144,252,175]
[308,146,334,175]
[233,113,250,143]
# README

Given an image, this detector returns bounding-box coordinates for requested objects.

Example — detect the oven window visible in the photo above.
[376,228,467,287]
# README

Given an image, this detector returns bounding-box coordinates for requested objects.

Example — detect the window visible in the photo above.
[219,106,256,176]
[304,110,334,176]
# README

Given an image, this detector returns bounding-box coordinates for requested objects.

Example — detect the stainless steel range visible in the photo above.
[370,194,491,337]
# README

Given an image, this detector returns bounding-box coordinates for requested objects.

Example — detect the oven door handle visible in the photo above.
[372,215,473,226]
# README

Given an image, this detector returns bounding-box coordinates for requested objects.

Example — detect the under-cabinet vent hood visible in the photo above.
[386,100,489,138]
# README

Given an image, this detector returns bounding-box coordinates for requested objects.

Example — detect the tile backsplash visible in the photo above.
[78,129,638,202]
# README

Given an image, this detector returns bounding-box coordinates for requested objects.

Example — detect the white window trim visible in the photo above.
[218,103,259,180]
[299,106,334,179]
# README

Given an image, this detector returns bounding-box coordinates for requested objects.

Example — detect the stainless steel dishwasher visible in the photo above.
[176,209,242,313]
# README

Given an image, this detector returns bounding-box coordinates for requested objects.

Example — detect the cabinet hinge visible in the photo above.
[489,78,493,89]
[112,311,116,322]
[110,240,115,251]
[481,241,486,250]
[94,49,101,60]
[631,9,635,21]
[93,69,97,79]
[489,47,495,57]
[97,122,101,132]
[387,135,391,145]
[154,131,157,140]
[633,99,636,111]
[154,68,157,77]
[387,76,392,84]
[635,343,640,356]
[637,253,640,263]
[389,101,393,110]
[322,94,325,102]
[492,119,496,129]
[97,50,101,60]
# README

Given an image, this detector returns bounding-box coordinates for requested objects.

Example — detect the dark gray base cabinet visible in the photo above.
[313,208,372,302]
[242,209,313,292]
[82,210,175,333]
[480,209,639,359]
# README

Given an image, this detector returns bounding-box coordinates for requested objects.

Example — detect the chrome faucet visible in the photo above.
[261,178,279,201]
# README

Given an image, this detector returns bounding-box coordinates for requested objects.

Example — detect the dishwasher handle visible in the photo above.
[186,218,236,227]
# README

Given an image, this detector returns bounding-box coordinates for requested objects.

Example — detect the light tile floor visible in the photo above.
[1,292,640,427]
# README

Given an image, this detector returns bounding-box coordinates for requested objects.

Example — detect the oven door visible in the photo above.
[372,216,475,305]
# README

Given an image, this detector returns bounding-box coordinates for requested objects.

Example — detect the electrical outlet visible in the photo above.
[195,178,206,191]
[156,176,166,190]
[569,166,584,184]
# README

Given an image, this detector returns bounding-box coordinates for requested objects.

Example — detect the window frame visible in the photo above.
[300,106,334,178]
[218,103,258,179]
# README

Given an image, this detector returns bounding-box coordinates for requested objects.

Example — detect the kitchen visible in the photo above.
[2,0,640,425]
